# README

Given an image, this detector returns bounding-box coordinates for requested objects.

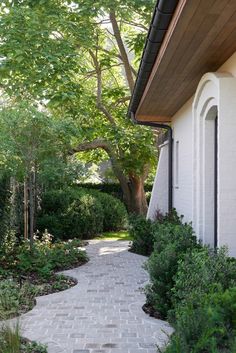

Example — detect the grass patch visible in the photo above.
[95,230,132,241]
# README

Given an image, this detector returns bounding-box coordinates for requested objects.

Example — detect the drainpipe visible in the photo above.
[131,112,173,212]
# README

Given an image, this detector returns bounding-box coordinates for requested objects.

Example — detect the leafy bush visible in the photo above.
[16,235,87,279]
[145,221,199,318]
[37,188,104,239]
[129,209,183,256]
[0,232,88,280]
[129,215,154,256]
[76,182,153,202]
[171,247,236,319]
[37,187,127,240]
[93,191,127,231]
[164,287,236,353]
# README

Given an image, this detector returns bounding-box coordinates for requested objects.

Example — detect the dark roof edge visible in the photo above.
[128,0,179,119]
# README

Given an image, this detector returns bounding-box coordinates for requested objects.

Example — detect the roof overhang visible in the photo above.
[129,0,236,123]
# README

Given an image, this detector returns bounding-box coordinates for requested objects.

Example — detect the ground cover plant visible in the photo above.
[0,233,88,320]
[0,323,47,353]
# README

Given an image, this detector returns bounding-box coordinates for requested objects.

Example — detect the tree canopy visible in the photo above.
[0,0,157,214]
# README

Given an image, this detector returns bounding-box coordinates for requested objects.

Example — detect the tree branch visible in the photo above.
[115,96,131,106]
[109,10,135,93]
[72,138,128,187]
[89,50,117,126]
[122,20,149,31]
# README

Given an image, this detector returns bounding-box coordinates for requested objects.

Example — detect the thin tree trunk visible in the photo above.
[29,171,34,250]
[33,168,37,232]
[23,179,29,240]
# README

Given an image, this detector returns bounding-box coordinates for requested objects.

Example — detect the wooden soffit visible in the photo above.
[136,0,236,122]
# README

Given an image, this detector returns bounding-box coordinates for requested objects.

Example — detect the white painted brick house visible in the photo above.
[129,0,236,257]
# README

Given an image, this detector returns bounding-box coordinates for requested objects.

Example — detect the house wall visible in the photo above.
[148,51,236,257]
[147,141,169,220]
[172,99,193,223]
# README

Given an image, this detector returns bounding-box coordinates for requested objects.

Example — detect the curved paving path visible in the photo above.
[19,240,173,353]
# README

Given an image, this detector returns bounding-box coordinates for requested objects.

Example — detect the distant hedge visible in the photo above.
[36,187,128,240]
[76,183,153,203]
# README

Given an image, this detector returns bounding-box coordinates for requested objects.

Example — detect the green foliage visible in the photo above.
[0,0,157,206]
[171,247,236,320]
[0,232,88,280]
[0,323,21,353]
[0,324,47,353]
[91,190,127,231]
[145,220,199,318]
[37,188,127,239]
[0,280,37,320]
[129,215,154,256]
[21,340,47,353]
[37,188,104,239]
[129,209,184,257]
[132,210,236,350]
[0,102,75,181]
[0,175,11,245]
[16,235,88,278]
[164,288,236,353]
[77,182,153,204]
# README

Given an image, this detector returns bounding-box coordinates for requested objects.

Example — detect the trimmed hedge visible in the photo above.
[37,187,127,240]
[76,182,153,204]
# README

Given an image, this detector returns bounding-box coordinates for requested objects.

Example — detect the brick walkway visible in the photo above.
[20,240,173,353]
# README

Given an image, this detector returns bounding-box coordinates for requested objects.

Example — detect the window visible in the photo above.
[175,140,179,187]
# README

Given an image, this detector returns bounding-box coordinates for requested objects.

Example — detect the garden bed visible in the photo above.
[0,273,78,320]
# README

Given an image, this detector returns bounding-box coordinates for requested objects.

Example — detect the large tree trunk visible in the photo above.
[120,175,148,215]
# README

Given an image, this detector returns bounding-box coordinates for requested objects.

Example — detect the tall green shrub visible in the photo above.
[164,287,236,353]
[169,247,236,325]
[145,222,199,318]
[129,215,154,256]
[37,187,127,239]
[93,191,127,231]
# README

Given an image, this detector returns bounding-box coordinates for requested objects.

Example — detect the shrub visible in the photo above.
[1,233,88,280]
[37,188,104,239]
[76,182,153,203]
[145,221,199,318]
[93,191,127,231]
[129,215,154,256]
[164,287,236,353]
[37,187,127,240]
[129,209,183,256]
[171,247,236,321]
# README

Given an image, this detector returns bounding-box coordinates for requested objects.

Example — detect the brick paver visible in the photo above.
[19,240,173,353]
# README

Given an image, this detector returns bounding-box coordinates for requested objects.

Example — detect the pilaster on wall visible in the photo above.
[147,141,169,220]
[192,72,236,257]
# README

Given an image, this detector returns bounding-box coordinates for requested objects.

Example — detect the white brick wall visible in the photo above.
[172,99,193,224]
[148,51,236,257]
[147,141,169,220]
